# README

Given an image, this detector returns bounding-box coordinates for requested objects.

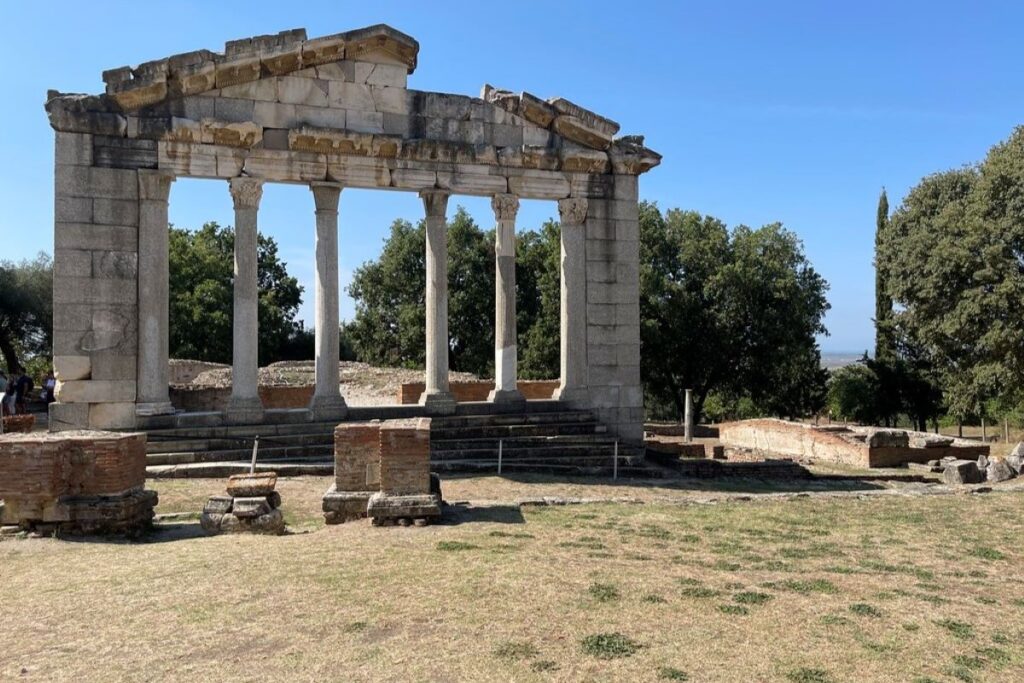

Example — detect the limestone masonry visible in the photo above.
[46,24,659,444]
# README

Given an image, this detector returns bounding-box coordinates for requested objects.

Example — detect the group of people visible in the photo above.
[0,367,55,416]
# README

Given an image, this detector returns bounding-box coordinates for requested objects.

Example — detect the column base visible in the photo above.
[419,390,457,416]
[487,388,526,406]
[553,386,589,405]
[309,394,348,422]
[225,396,264,424]
[135,401,176,417]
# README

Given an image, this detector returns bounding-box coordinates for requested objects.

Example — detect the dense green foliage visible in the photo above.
[346,207,560,378]
[873,188,895,364]
[879,126,1024,424]
[168,222,304,365]
[0,253,52,373]
[639,202,830,420]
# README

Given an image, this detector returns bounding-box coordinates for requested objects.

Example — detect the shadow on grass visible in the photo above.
[55,521,208,545]
[439,502,526,525]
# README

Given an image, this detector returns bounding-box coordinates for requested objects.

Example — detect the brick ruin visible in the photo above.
[323,417,441,525]
[0,431,156,535]
[718,419,989,469]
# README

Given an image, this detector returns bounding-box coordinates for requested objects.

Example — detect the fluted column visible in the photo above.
[554,198,589,403]
[488,193,525,404]
[419,190,456,415]
[226,177,264,423]
[136,170,176,416]
[309,182,347,420]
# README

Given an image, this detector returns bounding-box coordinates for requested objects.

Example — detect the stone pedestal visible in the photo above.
[0,431,157,536]
[200,472,285,535]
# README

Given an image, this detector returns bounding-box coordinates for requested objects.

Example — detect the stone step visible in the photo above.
[142,419,341,440]
[146,459,334,479]
[431,434,620,451]
[430,422,606,440]
[147,444,334,466]
[431,460,664,478]
[146,431,336,454]
[429,410,596,429]
[431,444,644,462]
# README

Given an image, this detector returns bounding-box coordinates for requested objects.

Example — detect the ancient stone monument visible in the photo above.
[45,24,660,445]
[324,417,442,525]
[0,431,157,535]
[200,471,285,535]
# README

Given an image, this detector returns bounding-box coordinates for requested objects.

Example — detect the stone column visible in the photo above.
[488,193,525,405]
[418,190,456,415]
[684,389,694,443]
[226,177,264,423]
[554,198,589,403]
[308,182,348,420]
[136,170,176,416]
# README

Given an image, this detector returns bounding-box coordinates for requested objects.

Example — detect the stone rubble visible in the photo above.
[200,471,285,535]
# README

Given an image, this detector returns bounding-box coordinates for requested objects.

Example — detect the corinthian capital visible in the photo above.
[490,193,520,222]
[229,177,263,210]
[558,198,588,226]
[137,170,175,202]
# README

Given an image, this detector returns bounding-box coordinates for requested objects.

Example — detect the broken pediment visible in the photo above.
[45,24,660,178]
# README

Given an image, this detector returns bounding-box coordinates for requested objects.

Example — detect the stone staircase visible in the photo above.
[142,401,652,478]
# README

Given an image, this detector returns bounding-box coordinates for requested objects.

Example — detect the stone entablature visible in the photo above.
[45,24,658,444]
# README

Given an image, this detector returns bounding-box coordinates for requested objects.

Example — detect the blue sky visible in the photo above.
[2,1,1021,352]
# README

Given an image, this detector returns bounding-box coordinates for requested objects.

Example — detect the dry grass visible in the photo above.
[2,476,1024,681]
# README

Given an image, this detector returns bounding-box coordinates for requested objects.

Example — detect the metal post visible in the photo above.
[613,440,619,480]
[249,435,260,474]
[498,439,503,475]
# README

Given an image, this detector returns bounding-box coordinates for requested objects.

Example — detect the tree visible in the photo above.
[874,188,895,364]
[348,208,496,376]
[0,253,52,372]
[639,202,830,421]
[827,363,880,424]
[168,222,303,365]
[516,220,561,379]
[882,127,1024,423]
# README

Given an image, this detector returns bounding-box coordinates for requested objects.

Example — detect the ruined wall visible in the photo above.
[0,431,148,526]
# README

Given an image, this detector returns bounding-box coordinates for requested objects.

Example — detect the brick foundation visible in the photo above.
[0,430,156,535]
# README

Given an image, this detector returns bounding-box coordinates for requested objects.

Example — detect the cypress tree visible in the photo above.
[874,188,894,362]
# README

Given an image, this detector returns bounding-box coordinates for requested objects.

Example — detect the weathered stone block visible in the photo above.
[54,355,91,381]
[203,495,233,515]
[90,352,136,381]
[54,223,138,251]
[92,198,139,226]
[218,78,278,101]
[56,166,138,200]
[226,472,277,497]
[276,77,329,106]
[56,380,136,404]
[328,81,374,110]
[54,248,93,277]
[370,85,407,114]
[56,132,94,166]
[346,109,384,133]
[214,97,255,122]
[232,496,271,518]
[943,459,983,485]
[987,459,1016,483]
[48,402,90,430]
[55,196,93,223]
[92,251,139,279]
[89,402,137,429]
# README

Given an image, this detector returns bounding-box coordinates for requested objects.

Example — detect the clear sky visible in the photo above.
[2,1,1021,353]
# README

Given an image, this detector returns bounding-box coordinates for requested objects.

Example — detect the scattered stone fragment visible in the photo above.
[911,435,954,448]
[943,459,984,485]
[986,459,1016,483]
[226,472,277,497]
[1007,453,1024,474]
[232,496,272,519]
[866,429,910,448]
[1010,442,1024,458]
[977,454,990,470]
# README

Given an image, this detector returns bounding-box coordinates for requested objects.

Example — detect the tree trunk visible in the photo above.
[0,331,20,373]
[958,422,963,438]
[981,417,987,442]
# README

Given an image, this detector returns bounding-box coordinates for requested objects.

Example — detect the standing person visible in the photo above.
[0,370,8,417]
[42,370,56,405]
[14,367,33,415]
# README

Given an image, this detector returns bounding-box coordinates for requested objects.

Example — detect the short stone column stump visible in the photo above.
[324,418,443,526]
[200,472,285,535]
[0,430,157,537]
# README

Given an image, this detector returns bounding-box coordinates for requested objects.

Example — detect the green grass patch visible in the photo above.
[343,621,368,633]
[530,660,558,672]
[641,594,667,604]
[950,655,984,670]
[968,546,1005,561]
[976,646,1010,665]
[785,667,832,683]
[718,604,749,615]
[734,591,773,605]
[588,582,620,603]
[820,614,851,626]
[849,603,882,618]
[680,586,721,599]
[436,541,479,552]
[488,530,534,539]
[777,579,839,594]
[658,666,689,681]
[493,641,539,661]
[935,618,974,639]
[580,632,642,659]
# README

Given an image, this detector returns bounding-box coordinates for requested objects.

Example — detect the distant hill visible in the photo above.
[820,352,863,370]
